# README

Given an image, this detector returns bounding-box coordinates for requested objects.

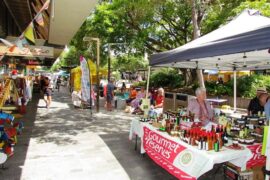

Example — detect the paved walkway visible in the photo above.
[0,87,178,180]
[0,87,224,180]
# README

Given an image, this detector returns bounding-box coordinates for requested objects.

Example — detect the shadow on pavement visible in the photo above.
[0,93,40,179]
[100,132,177,180]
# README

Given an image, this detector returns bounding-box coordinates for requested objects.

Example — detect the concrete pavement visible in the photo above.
[0,87,224,180]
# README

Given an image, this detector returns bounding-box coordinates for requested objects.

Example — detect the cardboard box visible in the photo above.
[252,167,264,180]
[223,164,253,180]
[224,163,265,180]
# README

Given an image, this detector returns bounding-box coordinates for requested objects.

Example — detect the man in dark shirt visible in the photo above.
[248,87,267,115]
[106,77,115,111]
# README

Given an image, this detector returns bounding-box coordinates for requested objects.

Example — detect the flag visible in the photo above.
[15,35,29,50]
[35,13,44,27]
[8,45,16,52]
[80,56,91,102]
[40,0,51,11]
[24,23,35,44]
[0,38,14,47]
[0,38,16,52]
[0,55,4,61]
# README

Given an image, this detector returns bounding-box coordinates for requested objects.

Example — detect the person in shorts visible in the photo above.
[106,77,115,111]
[44,77,52,108]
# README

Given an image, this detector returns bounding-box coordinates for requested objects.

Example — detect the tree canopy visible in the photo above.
[54,0,270,82]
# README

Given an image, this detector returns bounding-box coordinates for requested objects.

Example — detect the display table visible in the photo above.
[129,119,254,180]
[206,98,227,104]
[220,109,247,119]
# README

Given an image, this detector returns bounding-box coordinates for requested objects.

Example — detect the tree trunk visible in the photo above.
[191,0,205,88]
[182,69,197,86]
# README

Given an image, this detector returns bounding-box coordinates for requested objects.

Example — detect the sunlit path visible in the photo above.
[19,88,130,180]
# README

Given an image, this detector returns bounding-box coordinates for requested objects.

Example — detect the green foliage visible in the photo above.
[50,62,61,72]
[233,0,270,17]
[57,0,270,89]
[202,0,270,34]
[71,0,193,56]
[235,75,270,98]
[201,0,245,34]
[112,55,148,73]
[133,81,146,87]
[205,81,233,97]
[150,68,184,89]
[111,70,121,80]
[205,75,270,98]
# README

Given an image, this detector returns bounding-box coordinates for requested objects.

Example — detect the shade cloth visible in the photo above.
[150,10,270,71]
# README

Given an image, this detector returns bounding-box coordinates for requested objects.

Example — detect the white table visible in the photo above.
[129,119,253,179]
[206,98,228,104]
[220,109,247,119]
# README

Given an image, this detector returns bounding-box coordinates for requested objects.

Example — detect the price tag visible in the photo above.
[239,130,245,138]
[218,116,228,127]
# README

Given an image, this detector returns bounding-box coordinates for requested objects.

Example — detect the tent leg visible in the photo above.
[266,157,270,180]
[146,66,151,98]
[233,71,237,112]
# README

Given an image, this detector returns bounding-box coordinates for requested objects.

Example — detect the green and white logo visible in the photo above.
[179,150,193,167]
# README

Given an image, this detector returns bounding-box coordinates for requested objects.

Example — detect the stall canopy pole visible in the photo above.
[233,70,237,112]
[266,142,270,180]
[266,120,270,180]
[146,66,151,98]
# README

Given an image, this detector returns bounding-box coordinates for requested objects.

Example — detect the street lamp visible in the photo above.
[83,37,100,113]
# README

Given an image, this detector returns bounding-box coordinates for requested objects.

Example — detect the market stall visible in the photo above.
[129,111,266,179]
[70,59,108,91]
[130,9,270,180]
[149,9,270,112]
[0,78,24,166]
[70,59,107,107]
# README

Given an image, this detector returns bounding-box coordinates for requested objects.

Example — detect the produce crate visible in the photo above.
[223,164,253,180]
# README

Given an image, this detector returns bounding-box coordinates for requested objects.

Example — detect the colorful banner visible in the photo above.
[0,38,14,47]
[246,144,266,168]
[0,45,53,57]
[24,23,35,43]
[80,56,90,102]
[15,35,29,50]
[0,55,4,61]
[143,126,197,180]
[40,0,50,11]
[35,13,45,27]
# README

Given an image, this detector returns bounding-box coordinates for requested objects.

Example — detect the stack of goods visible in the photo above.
[0,111,24,163]
[148,111,229,152]
[228,115,265,145]
[178,125,228,152]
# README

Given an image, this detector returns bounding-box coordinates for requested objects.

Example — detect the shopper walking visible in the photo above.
[106,77,115,111]
[44,77,52,108]
[56,76,61,92]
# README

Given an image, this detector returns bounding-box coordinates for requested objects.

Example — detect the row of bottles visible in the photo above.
[178,126,228,152]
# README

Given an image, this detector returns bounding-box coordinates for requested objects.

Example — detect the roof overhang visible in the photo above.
[48,0,98,45]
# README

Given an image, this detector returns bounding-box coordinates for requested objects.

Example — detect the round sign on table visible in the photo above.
[178,150,194,167]
[0,152,7,164]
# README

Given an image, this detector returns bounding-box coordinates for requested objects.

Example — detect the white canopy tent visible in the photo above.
[149,9,270,112]
[150,9,270,71]
[148,9,270,179]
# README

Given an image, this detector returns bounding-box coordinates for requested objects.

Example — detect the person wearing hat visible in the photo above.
[259,93,270,119]
[247,87,267,115]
